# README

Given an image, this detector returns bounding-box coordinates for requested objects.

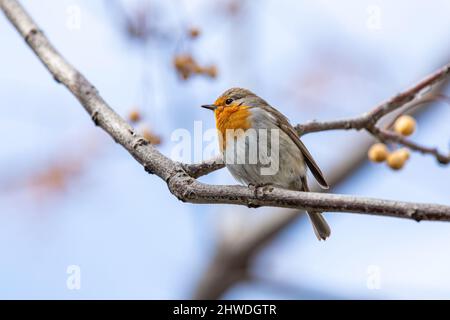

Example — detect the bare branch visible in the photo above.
[182,155,225,178]
[370,126,450,164]
[2,0,450,220]
[168,180,450,220]
[294,64,450,164]
[296,63,450,133]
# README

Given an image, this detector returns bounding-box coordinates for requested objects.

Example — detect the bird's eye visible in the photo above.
[225,98,233,105]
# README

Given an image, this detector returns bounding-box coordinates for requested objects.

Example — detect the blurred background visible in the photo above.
[1,0,450,299]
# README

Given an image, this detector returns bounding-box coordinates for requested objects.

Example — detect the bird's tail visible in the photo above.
[300,176,331,240]
[307,211,330,240]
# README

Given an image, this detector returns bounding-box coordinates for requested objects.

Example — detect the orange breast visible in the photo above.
[214,105,251,151]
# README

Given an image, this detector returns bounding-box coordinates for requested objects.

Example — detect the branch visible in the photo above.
[2,0,450,219]
[182,155,224,179]
[295,64,450,135]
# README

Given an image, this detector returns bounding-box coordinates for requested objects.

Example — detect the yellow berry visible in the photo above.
[141,126,162,145]
[128,109,141,123]
[387,150,407,170]
[394,115,416,136]
[368,143,389,163]
[188,27,200,38]
[397,148,410,160]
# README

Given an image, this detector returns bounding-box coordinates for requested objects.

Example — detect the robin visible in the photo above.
[201,88,330,240]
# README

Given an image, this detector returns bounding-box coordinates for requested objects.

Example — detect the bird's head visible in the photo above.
[201,87,268,133]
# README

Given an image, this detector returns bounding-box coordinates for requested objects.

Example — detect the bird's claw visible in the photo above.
[247,183,274,206]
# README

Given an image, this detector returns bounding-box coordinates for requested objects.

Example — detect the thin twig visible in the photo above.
[294,64,450,164]
[384,94,450,130]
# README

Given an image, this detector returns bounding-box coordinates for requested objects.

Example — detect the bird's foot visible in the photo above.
[248,182,274,191]
[247,183,274,208]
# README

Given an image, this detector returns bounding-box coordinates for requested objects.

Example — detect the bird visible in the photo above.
[201,87,330,240]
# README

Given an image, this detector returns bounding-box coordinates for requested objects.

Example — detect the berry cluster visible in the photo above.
[368,115,416,170]
[173,27,217,80]
[173,54,217,80]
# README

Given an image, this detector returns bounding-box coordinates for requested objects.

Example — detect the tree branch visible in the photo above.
[296,64,450,134]
[2,0,450,219]
[182,155,225,179]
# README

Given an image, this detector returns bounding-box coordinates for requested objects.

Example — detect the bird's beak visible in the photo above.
[201,104,217,111]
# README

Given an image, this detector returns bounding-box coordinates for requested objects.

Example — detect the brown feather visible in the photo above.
[265,105,329,189]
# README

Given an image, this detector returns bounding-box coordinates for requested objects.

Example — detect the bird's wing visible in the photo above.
[265,106,329,189]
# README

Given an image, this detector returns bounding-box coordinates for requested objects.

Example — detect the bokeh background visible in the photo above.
[1,0,450,299]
